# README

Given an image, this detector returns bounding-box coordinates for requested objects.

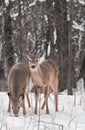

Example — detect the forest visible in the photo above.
[0,0,85,94]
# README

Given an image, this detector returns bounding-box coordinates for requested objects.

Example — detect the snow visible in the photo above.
[38,0,46,2]
[0,44,2,59]
[44,15,48,22]
[73,21,85,32]
[66,0,85,5]
[11,0,15,1]
[29,0,37,7]
[0,79,85,130]
[47,43,51,56]
[11,13,19,20]
[78,0,85,5]
[54,28,57,45]
[29,0,46,7]
[4,0,9,7]
[0,13,3,17]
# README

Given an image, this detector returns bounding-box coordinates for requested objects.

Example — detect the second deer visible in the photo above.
[7,63,31,117]
[27,53,59,114]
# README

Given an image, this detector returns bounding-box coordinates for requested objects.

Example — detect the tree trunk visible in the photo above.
[18,0,23,61]
[46,0,55,59]
[55,0,68,91]
[3,1,14,76]
[67,0,74,95]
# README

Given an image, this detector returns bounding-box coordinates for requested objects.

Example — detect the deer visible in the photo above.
[27,53,59,114]
[7,63,31,117]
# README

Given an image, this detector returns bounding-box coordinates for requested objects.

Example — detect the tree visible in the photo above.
[0,0,85,92]
[67,0,74,95]
[54,0,68,91]
[3,0,14,76]
[46,0,55,59]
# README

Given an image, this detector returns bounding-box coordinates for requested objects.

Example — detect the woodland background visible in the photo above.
[0,0,85,94]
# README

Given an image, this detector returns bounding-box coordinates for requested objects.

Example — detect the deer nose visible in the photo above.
[31,65,36,69]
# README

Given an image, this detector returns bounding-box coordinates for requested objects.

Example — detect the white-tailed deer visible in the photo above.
[7,63,31,117]
[27,53,59,114]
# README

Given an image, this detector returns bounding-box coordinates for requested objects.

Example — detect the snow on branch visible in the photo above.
[73,21,85,31]
[78,0,85,5]
[5,0,9,7]
[29,0,37,7]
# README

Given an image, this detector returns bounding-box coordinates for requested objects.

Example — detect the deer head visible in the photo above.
[27,52,43,70]
[8,92,24,117]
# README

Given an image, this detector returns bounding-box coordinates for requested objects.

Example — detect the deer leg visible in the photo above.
[26,92,31,107]
[23,107,26,115]
[41,86,49,109]
[53,79,58,112]
[34,86,39,115]
[20,95,26,115]
[22,101,26,115]
[55,92,58,112]
[41,100,45,110]
[7,98,11,113]
[45,86,50,114]
[55,79,58,112]
[41,86,49,114]
[23,108,26,115]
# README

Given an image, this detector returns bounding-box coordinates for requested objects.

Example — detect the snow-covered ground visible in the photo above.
[0,79,85,130]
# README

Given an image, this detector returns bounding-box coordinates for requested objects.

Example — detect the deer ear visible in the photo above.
[38,52,43,58]
[19,94,24,101]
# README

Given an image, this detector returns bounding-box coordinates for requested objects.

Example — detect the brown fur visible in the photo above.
[7,63,31,117]
[27,53,59,114]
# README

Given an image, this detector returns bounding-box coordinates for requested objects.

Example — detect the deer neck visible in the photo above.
[30,65,43,87]
[30,66,39,74]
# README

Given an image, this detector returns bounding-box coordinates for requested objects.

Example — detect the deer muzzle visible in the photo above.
[31,65,36,69]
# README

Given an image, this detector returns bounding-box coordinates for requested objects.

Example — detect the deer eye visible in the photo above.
[29,60,32,63]
[18,106,20,109]
[35,59,38,62]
